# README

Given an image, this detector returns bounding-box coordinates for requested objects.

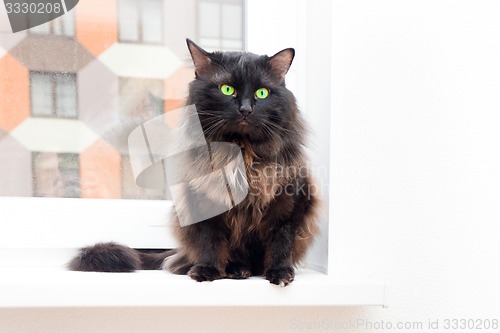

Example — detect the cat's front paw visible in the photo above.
[265,266,295,287]
[225,261,252,279]
[188,264,222,282]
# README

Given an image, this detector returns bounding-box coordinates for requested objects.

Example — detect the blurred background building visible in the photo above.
[0,0,244,199]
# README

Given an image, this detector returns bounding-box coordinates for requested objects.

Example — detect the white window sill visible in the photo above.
[0,267,387,307]
[0,198,388,308]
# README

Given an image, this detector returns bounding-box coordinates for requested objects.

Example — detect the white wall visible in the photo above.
[329,0,500,328]
[2,1,500,332]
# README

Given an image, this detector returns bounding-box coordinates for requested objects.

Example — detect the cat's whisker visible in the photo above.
[259,123,275,141]
[214,121,230,141]
[259,118,293,134]
[203,118,227,140]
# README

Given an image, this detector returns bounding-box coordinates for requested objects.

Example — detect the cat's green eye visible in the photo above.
[255,87,269,99]
[220,84,235,96]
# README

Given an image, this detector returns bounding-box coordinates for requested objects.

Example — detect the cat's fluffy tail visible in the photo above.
[67,242,176,272]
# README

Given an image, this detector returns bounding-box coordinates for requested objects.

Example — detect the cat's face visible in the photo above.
[186,39,297,145]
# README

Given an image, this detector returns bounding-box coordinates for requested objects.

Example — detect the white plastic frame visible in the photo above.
[0,0,387,307]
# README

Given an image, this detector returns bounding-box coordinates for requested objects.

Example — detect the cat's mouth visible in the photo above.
[238,117,254,129]
[231,117,253,135]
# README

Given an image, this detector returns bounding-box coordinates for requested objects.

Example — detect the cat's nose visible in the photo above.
[239,99,253,117]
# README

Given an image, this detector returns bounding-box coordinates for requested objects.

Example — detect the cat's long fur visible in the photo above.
[69,39,319,286]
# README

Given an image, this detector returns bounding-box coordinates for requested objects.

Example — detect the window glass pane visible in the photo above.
[198,1,243,51]
[55,74,77,118]
[31,73,53,116]
[118,0,139,42]
[0,0,245,200]
[53,9,75,36]
[64,9,76,36]
[52,21,62,36]
[30,22,50,34]
[33,152,59,197]
[221,4,242,40]
[199,2,220,38]
[142,0,163,44]
[57,153,80,198]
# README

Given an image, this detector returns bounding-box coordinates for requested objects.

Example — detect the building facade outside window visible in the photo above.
[0,0,245,200]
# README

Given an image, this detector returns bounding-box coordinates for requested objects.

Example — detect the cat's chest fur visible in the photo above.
[182,139,298,246]
[224,141,296,246]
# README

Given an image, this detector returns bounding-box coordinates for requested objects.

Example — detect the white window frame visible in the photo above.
[0,0,329,273]
[1,0,328,272]
[0,0,387,308]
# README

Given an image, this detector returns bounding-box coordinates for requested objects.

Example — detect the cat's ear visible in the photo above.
[268,48,295,82]
[186,38,212,76]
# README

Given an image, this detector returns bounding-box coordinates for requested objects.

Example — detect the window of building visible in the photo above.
[32,152,80,198]
[118,0,163,44]
[29,9,75,37]
[30,72,78,118]
[197,0,244,51]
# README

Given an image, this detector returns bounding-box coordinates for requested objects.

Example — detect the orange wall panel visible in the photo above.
[163,66,194,113]
[0,55,29,132]
[80,139,121,199]
[164,99,185,113]
[76,0,118,57]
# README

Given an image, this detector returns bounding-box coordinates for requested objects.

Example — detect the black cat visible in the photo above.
[69,39,320,287]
